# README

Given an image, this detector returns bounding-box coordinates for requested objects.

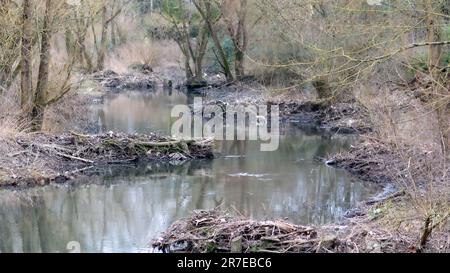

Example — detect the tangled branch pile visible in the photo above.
[281,101,372,134]
[333,138,449,252]
[0,132,214,188]
[332,138,400,183]
[153,210,349,253]
[334,138,450,186]
[16,132,214,164]
[92,70,160,90]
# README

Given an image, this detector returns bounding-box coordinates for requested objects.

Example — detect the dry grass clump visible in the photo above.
[43,89,96,133]
[335,137,450,251]
[0,89,28,140]
[350,79,450,251]
[105,40,161,74]
[0,116,23,141]
[365,197,450,253]
[356,84,443,152]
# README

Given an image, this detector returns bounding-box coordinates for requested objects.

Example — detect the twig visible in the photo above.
[54,151,94,164]
[7,150,29,157]
[64,166,94,175]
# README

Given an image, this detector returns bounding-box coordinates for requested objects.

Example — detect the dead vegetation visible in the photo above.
[333,137,450,251]
[280,100,373,134]
[92,70,157,90]
[152,209,449,253]
[0,132,214,188]
[153,209,344,253]
[332,138,402,184]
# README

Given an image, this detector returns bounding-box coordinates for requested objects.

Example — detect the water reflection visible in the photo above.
[0,90,380,253]
[95,90,186,135]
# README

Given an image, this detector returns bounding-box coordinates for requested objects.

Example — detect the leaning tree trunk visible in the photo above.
[194,0,234,82]
[32,0,53,131]
[193,24,209,81]
[20,0,33,118]
[208,22,233,82]
[234,0,248,80]
[97,5,108,71]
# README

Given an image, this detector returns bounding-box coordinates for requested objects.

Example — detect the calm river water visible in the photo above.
[0,89,379,253]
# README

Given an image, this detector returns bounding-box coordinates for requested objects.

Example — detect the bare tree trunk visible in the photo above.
[234,49,245,80]
[111,21,116,48]
[80,34,94,72]
[194,24,209,80]
[32,0,53,131]
[313,76,332,101]
[65,28,74,58]
[233,0,248,80]
[425,0,442,74]
[193,0,234,82]
[114,21,126,44]
[163,1,208,86]
[96,1,127,71]
[184,49,193,80]
[110,0,117,48]
[20,0,33,117]
[437,107,449,157]
[97,5,108,71]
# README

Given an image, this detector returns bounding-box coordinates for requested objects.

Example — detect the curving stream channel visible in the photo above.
[0,89,380,253]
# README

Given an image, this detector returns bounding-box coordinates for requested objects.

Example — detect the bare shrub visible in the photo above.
[105,40,161,73]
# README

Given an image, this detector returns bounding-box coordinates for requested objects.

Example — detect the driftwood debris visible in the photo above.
[16,132,214,166]
[152,210,345,253]
[0,132,215,188]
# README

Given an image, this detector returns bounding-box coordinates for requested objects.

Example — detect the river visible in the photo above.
[0,89,380,253]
